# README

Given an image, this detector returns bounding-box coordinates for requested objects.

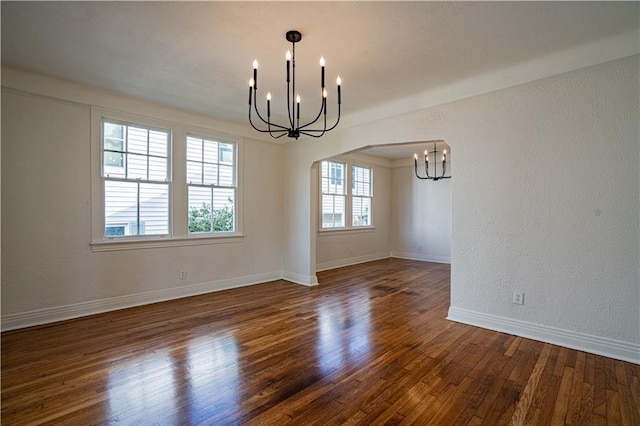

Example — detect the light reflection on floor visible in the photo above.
[316,291,372,375]
[107,349,177,423]
[107,332,239,423]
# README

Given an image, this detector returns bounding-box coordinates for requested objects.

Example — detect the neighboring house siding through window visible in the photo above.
[320,160,373,230]
[102,121,170,237]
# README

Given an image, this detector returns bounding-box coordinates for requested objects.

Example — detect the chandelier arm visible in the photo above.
[425,156,432,178]
[249,105,288,136]
[252,97,289,131]
[301,113,327,137]
[301,103,340,133]
[414,161,429,180]
[322,104,341,132]
[298,96,326,130]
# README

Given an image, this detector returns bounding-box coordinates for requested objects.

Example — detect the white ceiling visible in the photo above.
[2,1,639,157]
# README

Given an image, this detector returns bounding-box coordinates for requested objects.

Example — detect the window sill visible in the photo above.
[90,234,245,252]
[318,226,376,236]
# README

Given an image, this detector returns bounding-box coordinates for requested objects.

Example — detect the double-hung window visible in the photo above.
[186,135,236,234]
[102,120,170,237]
[351,165,372,227]
[321,161,346,228]
[320,160,373,230]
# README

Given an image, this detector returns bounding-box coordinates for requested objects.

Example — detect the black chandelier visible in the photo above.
[414,142,451,181]
[248,30,341,140]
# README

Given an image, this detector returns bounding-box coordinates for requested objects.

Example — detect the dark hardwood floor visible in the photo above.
[2,259,639,425]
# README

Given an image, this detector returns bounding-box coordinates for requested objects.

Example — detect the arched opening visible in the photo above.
[311,141,452,276]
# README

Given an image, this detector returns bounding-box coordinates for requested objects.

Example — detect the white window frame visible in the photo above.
[99,116,173,241]
[351,164,373,227]
[90,107,244,252]
[320,160,347,229]
[186,133,238,236]
[318,159,374,232]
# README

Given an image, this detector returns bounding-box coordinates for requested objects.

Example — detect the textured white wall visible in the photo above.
[315,155,392,271]
[1,77,284,325]
[281,57,640,356]
[391,161,452,263]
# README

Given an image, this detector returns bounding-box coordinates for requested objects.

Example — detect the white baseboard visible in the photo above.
[315,252,391,272]
[447,306,640,365]
[391,251,451,264]
[281,270,319,287]
[1,270,283,332]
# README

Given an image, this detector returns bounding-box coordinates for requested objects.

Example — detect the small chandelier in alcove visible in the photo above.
[414,142,451,181]
[248,30,342,140]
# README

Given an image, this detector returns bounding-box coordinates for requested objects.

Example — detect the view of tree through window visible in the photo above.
[187,135,236,233]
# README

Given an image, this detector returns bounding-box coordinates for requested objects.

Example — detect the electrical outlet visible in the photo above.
[512,291,524,305]
[179,269,187,280]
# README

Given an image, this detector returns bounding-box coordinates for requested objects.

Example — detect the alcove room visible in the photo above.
[2,2,639,424]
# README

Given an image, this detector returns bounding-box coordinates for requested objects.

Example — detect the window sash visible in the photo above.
[320,160,373,230]
[102,120,171,239]
[186,135,237,235]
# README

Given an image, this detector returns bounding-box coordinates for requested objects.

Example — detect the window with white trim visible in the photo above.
[320,160,374,230]
[321,160,346,228]
[102,120,170,237]
[351,165,372,227]
[187,135,236,234]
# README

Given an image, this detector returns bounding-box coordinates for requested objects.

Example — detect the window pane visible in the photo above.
[188,186,212,233]
[105,180,138,236]
[334,195,345,227]
[203,163,218,185]
[104,122,124,140]
[128,127,148,154]
[128,153,148,179]
[187,161,203,184]
[203,140,219,164]
[139,183,169,235]
[148,131,168,157]
[219,143,234,164]
[219,165,234,187]
[353,196,371,227]
[149,156,167,181]
[104,138,123,152]
[212,188,235,232]
[352,166,371,196]
[187,137,203,162]
[104,152,125,176]
[320,161,345,195]
[321,194,345,228]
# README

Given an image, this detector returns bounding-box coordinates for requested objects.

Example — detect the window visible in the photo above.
[321,161,346,228]
[320,160,373,230]
[92,109,243,250]
[187,135,236,234]
[102,120,170,237]
[351,165,372,227]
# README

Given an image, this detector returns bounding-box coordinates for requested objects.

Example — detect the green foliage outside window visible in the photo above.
[188,202,234,233]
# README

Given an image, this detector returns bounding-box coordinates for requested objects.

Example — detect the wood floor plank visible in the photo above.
[2,258,639,425]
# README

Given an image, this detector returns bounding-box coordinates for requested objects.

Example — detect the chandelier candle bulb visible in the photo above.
[286,50,291,82]
[337,76,342,104]
[253,60,258,89]
[320,57,325,88]
[266,92,271,117]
